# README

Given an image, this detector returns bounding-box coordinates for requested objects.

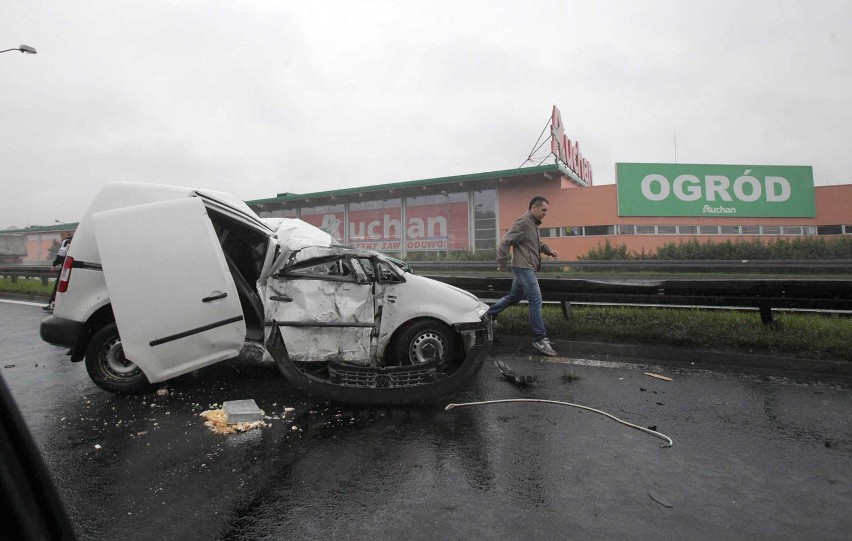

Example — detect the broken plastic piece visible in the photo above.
[648,490,673,508]
[494,359,537,386]
[222,399,264,424]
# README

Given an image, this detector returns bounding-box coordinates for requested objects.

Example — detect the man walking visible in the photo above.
[486,196,558,356]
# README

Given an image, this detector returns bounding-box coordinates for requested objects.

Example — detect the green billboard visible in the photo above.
[616,163,815,217]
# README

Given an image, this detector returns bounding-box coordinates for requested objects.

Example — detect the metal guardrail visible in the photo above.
[409,259,852,272]
[0,265,54,286]
[424,275,852,324]
[3,263,851,324]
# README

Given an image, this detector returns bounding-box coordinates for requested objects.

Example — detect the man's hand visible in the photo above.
[497,265,507,272]
[546,250,558,258]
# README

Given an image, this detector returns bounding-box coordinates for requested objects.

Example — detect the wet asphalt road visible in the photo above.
[2,300,851,540]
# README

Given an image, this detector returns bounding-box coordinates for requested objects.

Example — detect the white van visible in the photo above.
[40,182,492,404]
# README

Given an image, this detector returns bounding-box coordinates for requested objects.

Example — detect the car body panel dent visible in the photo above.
[265,278,375,364]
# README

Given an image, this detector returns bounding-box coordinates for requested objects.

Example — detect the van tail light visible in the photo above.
[57,257,74,293]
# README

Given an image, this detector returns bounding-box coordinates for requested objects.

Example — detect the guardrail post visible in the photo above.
[10,276,17,284]
[41,276,49,286]
[759,303,773,325]
[560,301,573,320]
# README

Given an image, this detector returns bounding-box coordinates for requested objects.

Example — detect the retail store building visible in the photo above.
[247,106,850,260]
[246,163,851,260]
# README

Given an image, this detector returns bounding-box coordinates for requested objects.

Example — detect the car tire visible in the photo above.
[85,323,151,394]
[390,319,459,367]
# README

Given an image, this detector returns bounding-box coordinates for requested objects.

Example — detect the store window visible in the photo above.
[698,225,719,235]
[405,192,468,252]
[617,225,635,235]
[256,206,297,219]
[720,225,740,235]
[817,225,843,235]
[677,225,697,234]
[584,225,614,236]
[762,226,781,235]
[741,225,760,235]
[473,189,496,250]
[782,226,803,235]
[636,225,655,235]
[657,225,677,235]
[298,203,345,241]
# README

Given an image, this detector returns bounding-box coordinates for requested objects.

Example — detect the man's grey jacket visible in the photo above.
[496,211,553,271]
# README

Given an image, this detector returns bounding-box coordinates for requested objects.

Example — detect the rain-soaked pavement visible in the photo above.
[2,299,851,540]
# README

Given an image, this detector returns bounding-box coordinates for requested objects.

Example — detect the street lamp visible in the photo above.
[0,44,37,55]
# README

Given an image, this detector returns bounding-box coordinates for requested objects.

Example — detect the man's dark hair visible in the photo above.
[529,196,549,210]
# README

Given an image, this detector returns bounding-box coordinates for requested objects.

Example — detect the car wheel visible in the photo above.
[391,320,458,366]
[85,323,151,394]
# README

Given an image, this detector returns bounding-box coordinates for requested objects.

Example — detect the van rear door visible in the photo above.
[93,197,246,382]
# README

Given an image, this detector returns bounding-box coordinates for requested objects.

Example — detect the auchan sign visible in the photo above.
[616,163,815,217]
[551,105,593,185]
[298,201,470,251]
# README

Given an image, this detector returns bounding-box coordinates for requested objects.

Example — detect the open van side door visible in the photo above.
[93,197,246,382]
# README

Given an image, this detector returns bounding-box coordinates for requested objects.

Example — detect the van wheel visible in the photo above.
[85,323,151,394]
[390,320,458,367]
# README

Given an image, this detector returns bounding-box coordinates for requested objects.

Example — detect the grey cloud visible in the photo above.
[2,0,851,227]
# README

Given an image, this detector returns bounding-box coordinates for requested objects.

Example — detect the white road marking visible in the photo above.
[543,356,638,370]
[0,299,45,307]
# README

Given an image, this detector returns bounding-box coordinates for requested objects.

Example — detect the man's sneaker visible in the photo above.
[532,337,557,356]
[42,303,54,311]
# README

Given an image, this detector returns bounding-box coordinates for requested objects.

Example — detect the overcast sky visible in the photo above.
[2,0,850,228]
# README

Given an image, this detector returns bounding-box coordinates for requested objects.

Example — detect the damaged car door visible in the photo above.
[93,197,248,382]
[265,250,378,364]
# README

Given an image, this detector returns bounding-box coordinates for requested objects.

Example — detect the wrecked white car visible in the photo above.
[40,182,491,404]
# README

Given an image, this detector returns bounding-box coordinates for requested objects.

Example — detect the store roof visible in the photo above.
[2,222,79,234]
[247,164,562,205]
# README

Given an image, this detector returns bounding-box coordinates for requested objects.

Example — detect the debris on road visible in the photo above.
[560,370,580,382]
[201,409,267,435]
[648,490,673,508]
[156,388,168,396]
[446,398,674,448]
[494,359,536,386]
[223,399,264,423]
[644,372,673,382]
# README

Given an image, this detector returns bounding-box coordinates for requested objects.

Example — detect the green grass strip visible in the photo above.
[495,304,852,362]
[0,277,53,295]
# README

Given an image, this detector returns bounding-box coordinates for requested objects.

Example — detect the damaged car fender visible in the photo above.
[266,319,488,405]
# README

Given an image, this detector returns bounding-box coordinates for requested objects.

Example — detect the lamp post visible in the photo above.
[0,44,37,55]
